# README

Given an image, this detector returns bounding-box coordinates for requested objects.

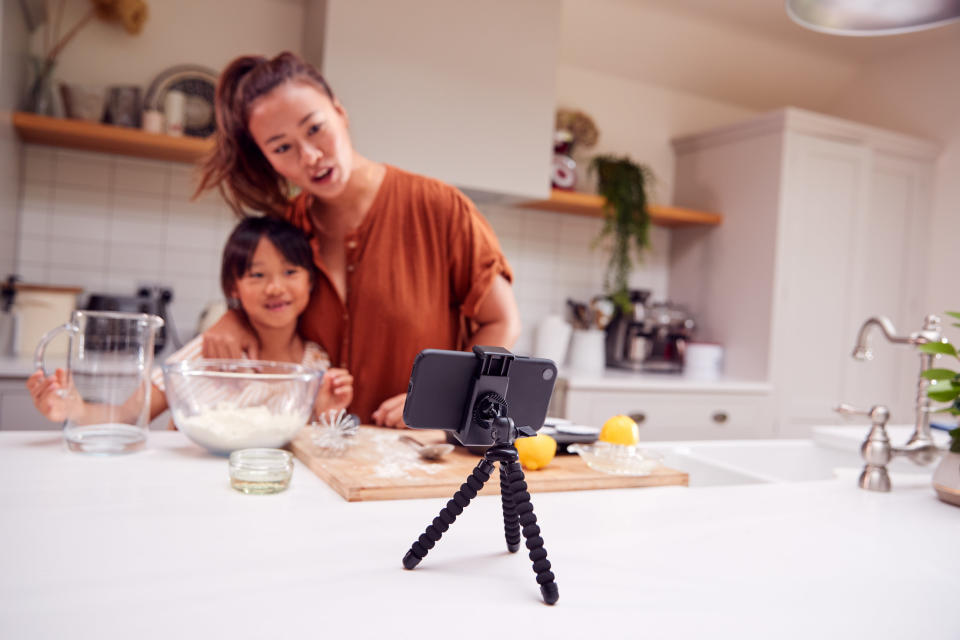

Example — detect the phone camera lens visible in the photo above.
[542,368,554,381]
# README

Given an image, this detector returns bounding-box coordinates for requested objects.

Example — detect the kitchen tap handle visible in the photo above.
[834,403,869,417]
[835,403,891,425]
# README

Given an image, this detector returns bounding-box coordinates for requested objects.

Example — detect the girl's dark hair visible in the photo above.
[221,216,317,301]
[196,51,336,218]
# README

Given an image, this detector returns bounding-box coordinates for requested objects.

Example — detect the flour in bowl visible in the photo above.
[176,403,307,453]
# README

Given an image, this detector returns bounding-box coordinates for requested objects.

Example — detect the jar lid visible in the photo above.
[229,448,292,470]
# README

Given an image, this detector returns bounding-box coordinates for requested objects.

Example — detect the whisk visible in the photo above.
[310,408,360,455]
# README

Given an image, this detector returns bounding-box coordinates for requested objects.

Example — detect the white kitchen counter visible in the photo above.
[0,354,44,378]
[1,431,957,639]
[560,367,771,394]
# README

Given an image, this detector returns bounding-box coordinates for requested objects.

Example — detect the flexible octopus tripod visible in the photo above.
[401,410,560,605]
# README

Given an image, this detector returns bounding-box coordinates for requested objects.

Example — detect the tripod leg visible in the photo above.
[402,458,495,570]
[499,462,521,552]
[502,459,559,605]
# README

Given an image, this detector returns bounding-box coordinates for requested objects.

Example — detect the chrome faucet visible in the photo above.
[850,314,944,465]
[835,403,945,491]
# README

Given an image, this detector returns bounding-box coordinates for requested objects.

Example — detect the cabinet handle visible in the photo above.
[628,412,646,424]
[712,411,728,424]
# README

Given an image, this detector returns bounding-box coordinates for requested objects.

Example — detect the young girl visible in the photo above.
[26,216,353,424]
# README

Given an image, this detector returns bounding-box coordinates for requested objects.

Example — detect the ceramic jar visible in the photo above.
[932,451,960,507]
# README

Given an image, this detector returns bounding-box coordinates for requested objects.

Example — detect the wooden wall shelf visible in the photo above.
[12,112,213,164]
[519,189,723,227]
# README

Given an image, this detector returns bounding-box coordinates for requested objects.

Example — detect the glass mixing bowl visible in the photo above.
[162,359,323,455]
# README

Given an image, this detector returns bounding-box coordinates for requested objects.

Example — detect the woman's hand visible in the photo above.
[372,393,408,428]
[26,368,79,423]
[202,309,259,360]
[316,367,354,413]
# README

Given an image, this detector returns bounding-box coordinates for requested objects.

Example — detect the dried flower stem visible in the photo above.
[53,0,68,55]
[46,7,96,61]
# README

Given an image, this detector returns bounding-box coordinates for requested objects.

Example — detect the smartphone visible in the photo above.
[403,349,558,443]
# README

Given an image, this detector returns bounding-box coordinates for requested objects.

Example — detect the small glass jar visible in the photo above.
[229,448,293,495]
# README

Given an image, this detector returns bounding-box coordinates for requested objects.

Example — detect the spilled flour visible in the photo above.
[363,430,446,479]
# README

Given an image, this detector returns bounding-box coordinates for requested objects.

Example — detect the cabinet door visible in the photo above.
[841,153,934,421]
[773,134,871,427]
[563,389,773,441]
[0,381,59,430]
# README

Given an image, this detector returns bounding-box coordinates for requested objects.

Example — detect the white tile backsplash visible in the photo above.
[54,150,112,190]
[113,158,171,195]
[48,238,107,268]
[23,146,56,185]
[16,145,671,358]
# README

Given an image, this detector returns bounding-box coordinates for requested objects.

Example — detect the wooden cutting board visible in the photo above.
[290,426,688,502]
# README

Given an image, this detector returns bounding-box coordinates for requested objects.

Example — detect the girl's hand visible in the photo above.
[316,368,354,413]
[372,393,408,429]
[25,368,73,423]
[202,309,259,360]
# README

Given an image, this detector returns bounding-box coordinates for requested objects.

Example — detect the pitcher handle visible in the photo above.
[33,322,78,375]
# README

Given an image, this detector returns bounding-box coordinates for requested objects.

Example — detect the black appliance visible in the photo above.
[604,289,695,373]
[83,286,176,354]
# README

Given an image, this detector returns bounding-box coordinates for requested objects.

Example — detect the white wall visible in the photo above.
[28,0,304,91]
[825,33,960,343]
[1,0,27,274]
[319,0,559,200]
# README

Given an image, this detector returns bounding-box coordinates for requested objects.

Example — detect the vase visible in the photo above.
[932,451,960,507]
[551,130,577,191]
[21,56,57,116]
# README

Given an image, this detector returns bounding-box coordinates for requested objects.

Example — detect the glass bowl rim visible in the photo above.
[162,358,323,382]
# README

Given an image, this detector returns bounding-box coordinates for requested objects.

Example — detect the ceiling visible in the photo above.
[559,0,960,111]
[649,0,960,62]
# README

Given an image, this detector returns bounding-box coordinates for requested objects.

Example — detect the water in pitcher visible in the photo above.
[63,365,151,454]
[35,310,164,455]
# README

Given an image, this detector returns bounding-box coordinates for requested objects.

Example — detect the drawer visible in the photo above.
[0,381,59,430]
[562,389,773,441]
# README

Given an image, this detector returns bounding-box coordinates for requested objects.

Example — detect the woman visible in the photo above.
[197,52,520,427]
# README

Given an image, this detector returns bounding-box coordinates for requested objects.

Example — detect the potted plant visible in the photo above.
[920,311,960,506]
[589,155,655,310]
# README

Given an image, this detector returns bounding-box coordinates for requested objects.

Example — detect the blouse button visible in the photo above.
[346,264,355,273]
[346,240,358,249]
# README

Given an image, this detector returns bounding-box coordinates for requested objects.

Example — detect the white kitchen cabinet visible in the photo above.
[0,378,56,431]
[306,0,560,200]
[668,108,938,436]
[551,374,774,441]
[0,376,172,431]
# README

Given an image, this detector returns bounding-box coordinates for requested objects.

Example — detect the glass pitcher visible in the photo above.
[34,310,164,454]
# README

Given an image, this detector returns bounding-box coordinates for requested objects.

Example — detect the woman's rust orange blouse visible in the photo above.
[285,165,513,422]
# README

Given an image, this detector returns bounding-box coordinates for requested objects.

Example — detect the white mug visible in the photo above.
[685,342,724,379]
[533,315,572,365]
[164,90,186,137]
[142,109,164,134]
[567,329,606,375]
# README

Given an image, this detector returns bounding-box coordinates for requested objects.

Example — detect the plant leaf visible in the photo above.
[928,389,960,403]
[944,311,960,321]
[919,341,958,357]
[921,368,958,380]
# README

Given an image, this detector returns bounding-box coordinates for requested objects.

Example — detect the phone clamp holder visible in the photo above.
[401,347,560,605]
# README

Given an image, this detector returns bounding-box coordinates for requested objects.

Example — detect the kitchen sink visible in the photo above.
[645,437,938,487]
[651,448,768,488]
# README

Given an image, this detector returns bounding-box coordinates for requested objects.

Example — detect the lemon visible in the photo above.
[599,414,639,446]
[515,433,557,470]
